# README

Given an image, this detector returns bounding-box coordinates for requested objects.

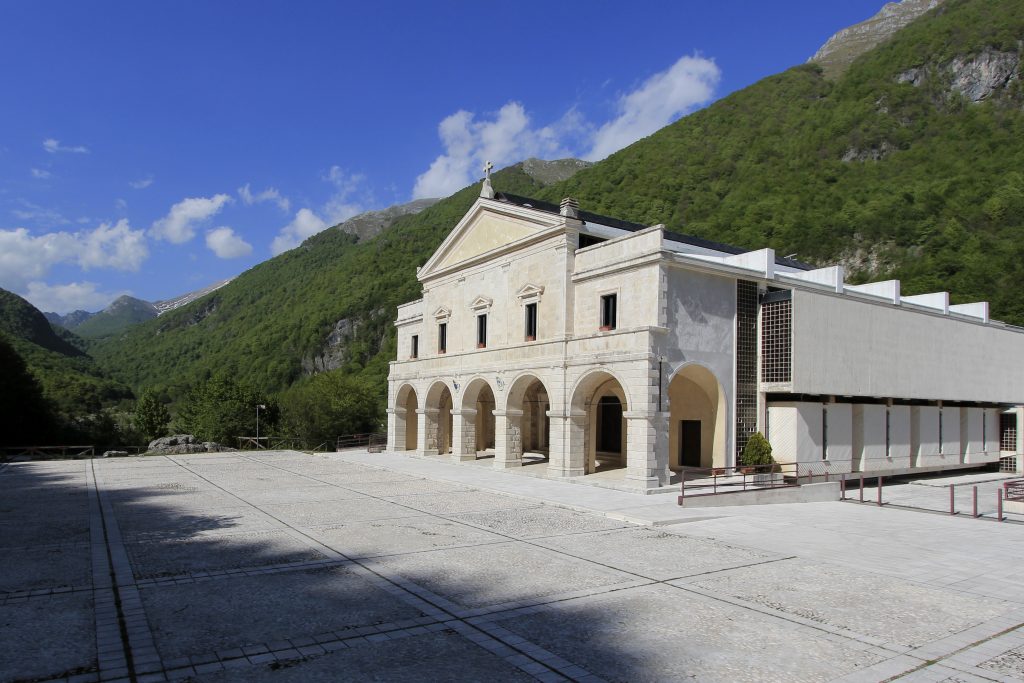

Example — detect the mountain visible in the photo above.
[153,279,235,315]
[0,288,132,418]
[520,158,593,185]
[809,0,945,77]
[92,0,1024,410]
[72,295,159,339]
[330,198,439,242]
[44,309,95,329]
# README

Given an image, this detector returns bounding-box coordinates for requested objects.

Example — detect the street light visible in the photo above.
[256,404,267,448]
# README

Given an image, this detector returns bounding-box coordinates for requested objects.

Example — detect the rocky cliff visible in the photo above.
[810,0,945,77]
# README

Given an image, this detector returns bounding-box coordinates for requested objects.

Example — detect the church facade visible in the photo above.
[386,176,1024,491]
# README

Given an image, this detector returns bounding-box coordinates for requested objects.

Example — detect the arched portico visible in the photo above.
[421,381,454,456]
[393,383,419,451]
[495,374,551,469]
[668,364,727,470]
[453,378,496,461]
[569,371,630,476]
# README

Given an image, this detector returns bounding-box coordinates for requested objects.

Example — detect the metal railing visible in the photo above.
[336,432,387,452]
[839,474,1024,523]
[236,436,311,451]
[2,445,95,460]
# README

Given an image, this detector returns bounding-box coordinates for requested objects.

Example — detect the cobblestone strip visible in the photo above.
[87,461,131,681]
[92,461,166,680]
[1,583,96,605]
[165,454,583,682]
[133,557,354,587]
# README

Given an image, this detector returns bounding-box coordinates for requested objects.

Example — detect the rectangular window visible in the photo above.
[524,302,537,341]
[476,314,487,348]
[822,406,829,460]
[939,409,944,454]
[1001,413,1018,451]
[438,323,447,354]
[600,293,617,331]
[410,335,418,359]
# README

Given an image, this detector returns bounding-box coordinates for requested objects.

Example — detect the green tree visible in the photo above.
[133,389,171,440]
[175,374,278,444]
[0,334,56,446]
[740,432,774,467]
[281,371,381,447]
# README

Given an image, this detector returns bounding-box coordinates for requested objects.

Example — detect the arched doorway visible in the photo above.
[571,371,629,475]
[395,384,418,451]
[668,364,727,470]
[503,375,551,467]
[424,381,454,456]
[460,378,496,458]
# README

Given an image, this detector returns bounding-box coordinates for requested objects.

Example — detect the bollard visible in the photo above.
[950,484,955,516]
[678,470,686,507]
[973,486,978,518]
[998,489,1004,522]
[840,476,846,500]
[877,476,883,507]
[860,475,864,503]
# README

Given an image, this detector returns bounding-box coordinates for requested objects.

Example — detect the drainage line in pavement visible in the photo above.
[91,459,138,683]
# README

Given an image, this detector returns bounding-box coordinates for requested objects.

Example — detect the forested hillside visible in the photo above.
[90,0,1024,425]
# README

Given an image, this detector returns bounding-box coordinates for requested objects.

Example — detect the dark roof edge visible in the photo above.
[493,192,812,271]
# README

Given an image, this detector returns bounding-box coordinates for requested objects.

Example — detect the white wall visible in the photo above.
[791,290,1024,403]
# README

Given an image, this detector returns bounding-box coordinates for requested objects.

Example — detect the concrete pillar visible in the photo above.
[546,410,583,478]
[624,410,669,488]
[417,408,438,456]
[386,407,399,451]
[493,409,524,469]
[451,409,477,462]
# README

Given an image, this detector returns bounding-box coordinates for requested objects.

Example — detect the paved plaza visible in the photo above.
[2,451,1024,682]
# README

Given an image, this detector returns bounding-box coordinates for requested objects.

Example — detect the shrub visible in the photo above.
[740,432,774,467]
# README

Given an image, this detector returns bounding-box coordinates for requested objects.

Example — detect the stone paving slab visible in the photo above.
[141,565,426,660]
[262,497,423,526]
[0,592,96,682]
[452,504,631,539]
[310,516,508,558]
[383,490,539,515]
[335,478,474,497]
[219,485,369,506]
[681,558,1011,648]
[0,516,90,547]
[533,526,784,581]
[118,506,278,540]
[310,470,423,485]
[184,630,536,683]
[493,583,883,683]
[366,541,637,610]
[1,544,91,593]
[126,530,329,579]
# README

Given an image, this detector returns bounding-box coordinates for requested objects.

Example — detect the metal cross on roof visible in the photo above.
[483,160,494,180]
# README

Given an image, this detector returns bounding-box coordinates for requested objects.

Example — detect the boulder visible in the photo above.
[146,435,237,454]
[147,434,196,451]
[102,450,128,458]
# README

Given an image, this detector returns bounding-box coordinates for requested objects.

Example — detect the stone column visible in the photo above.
[548,410,585,478]
[1016,406,1024,474]
[386,407,400,452]
[451,409,477,462]
[624,410,670,489]
[493,409,524,469]
[416,408,438,456]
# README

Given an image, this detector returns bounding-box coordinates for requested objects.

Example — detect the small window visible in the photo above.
[600,293,617,331]
[476,314,487,348]
[524,302,537,341]
[438,323,447,354]
[938,409,944,454]
[885,408,891,457]
[822,406,828,460]
[410,335,418,359]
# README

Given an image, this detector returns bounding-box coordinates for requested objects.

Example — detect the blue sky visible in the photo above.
[0,0,885,313]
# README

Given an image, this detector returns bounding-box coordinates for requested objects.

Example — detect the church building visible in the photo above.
[386,170,1024,491]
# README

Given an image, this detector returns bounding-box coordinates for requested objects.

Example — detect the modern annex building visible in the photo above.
[386,173,1024,491]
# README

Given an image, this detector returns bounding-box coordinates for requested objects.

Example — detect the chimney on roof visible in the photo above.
[560,197,579,219]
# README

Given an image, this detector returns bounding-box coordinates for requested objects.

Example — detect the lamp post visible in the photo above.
[256,404,267,448]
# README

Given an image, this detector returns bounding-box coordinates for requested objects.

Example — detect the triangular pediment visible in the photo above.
[516,283,545,299]
[419,199,563,279]
[433,306,451,320]
[469,296,493,311]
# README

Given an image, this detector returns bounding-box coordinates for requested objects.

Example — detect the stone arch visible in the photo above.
[504,374,551,464]
[667,363,727,470]
[424,380,454,455]
[460,377,496,457]
[395,383,419,451]
[570,370,631,475]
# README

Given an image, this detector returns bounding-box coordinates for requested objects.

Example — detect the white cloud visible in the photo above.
[0,220,148,292]
[10,201,71,227]
[129,177,154,189]
[238,184,289,212]
[412,102,570,199]
[30,168,51,179]
[586,55,720,161]
[42,138,89,154]
[321,167,367,223]
[205,226,252,259]
[22,281,128,315]
[150,194,232,244]
[270,208,327,255]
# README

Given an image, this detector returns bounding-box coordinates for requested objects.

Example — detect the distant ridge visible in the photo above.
[153,278,234,315]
